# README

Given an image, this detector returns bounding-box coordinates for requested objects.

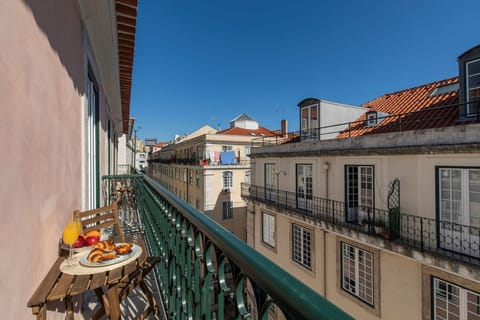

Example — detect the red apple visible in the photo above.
[73,235,85,248]
[85,236,100,246]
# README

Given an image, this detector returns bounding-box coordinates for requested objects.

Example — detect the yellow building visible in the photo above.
[149,114,279,241]
[243,45,480,319]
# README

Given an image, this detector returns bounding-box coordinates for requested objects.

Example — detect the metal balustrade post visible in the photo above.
[420,218,424,252]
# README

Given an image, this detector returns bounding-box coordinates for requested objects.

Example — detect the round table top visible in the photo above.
[60,244,142,275]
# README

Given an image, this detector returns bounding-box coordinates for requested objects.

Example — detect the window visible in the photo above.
[196,170,200,186]
[292,224,312,269]
[222,200,233,220]
[300,104,319,141]
[365,111,377,126]
[296,164,313,211]
[341,243,374,306]
[222,171,233,189]
[262,212,275,247]
[245,145,251,159]
[433,278,480,320]
[438,167,480,255]
[265,163,277,202]
[188,169,192,184]
[466,58,480,117]
[346,165,374,223]
[222,145,233,152]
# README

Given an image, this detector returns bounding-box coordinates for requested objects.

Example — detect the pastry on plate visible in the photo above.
[87,248,117,263]
[94,240,116,251]
[116,243,133,255]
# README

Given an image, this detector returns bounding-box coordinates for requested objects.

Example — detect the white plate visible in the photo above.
[79,243,139,267]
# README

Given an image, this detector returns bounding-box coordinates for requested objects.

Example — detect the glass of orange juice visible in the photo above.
[63,221,80,269]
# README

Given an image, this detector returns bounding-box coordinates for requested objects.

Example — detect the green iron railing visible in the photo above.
[103,174,354,320]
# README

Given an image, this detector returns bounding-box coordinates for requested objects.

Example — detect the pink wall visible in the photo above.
[0,1,84,318]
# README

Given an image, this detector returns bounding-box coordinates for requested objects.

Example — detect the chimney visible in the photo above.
[281,119,288,137]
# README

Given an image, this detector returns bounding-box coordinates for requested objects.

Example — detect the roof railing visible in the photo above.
[252,100,480,146]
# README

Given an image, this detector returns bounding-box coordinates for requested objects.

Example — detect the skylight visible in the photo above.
[429,83,459,97]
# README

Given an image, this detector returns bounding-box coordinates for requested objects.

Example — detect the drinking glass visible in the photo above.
[62,221,80,269]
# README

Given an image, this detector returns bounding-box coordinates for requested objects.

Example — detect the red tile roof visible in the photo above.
[337,77,460,138]
[216,126,277,137]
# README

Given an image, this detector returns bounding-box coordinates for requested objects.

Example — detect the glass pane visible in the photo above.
[310,106,318,129]
[470,170,480,228]
[301,108,309,130]
[468,74,480,89]
[468,60,480,76]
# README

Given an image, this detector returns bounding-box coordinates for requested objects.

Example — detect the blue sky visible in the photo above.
[130,0,480,142]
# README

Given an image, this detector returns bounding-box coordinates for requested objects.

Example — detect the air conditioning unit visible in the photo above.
[222,188,231,193]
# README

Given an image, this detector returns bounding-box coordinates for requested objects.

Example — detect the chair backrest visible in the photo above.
[73,203,124,242]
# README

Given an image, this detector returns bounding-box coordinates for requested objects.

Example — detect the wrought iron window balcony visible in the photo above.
[102,174,353,320]
[241,183,480,266]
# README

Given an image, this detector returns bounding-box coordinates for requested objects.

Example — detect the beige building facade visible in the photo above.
[243,45,480,320]
[149,114,278,241]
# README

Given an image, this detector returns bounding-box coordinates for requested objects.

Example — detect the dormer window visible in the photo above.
[457,45,480,120]
[466,58,480,117]
[365,111,377,126]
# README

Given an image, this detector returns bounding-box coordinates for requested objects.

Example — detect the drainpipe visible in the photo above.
[323,162,330,198]
[322,162,329,298]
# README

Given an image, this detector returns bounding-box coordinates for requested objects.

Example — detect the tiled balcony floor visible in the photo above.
[79,269,165,319]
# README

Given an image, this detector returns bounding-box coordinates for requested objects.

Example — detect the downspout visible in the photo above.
[323,162,329,297]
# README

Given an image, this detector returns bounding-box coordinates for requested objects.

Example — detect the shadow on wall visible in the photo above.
[23,0,85,95]
[212,192,247,242]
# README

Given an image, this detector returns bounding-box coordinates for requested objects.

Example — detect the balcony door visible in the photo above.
[346,166,374,223]
[86,70,99,209]
[296,164,312,211]
[438,168,480,256]
[265,163,277,202]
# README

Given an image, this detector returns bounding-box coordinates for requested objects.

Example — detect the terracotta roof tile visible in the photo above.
[337,77,461,138]
[216,126,277,137]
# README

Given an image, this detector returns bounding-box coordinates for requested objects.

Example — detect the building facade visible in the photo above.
[243,45,480,319]
[0,1,137,318]
[149,114,278,241]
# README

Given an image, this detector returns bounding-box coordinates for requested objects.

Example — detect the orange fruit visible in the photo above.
[86,230,101,238]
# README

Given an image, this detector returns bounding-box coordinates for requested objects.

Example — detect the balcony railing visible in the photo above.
[242,183,480,266]
[102,174,354,320]
[149,157,250,167]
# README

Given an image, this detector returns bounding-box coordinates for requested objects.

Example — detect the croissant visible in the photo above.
[95,240,116,251]
[87,248,117,262]
[116,243,133,255]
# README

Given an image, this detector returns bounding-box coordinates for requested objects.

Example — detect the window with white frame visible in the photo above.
[466,58,480,117]
[300,104,318,140]
[222,200,233,220]
[222,145,233,152]
[262,212,275,247]
[341,242,374,306]
[433,277,480,320]
[346,165,374,223]
[245,145,251,159]
[439,168,480,227]
[222,171,233,189]
[292,224,312,269]
[365,111,378,126]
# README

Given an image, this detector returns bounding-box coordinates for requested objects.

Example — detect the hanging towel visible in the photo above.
[214,151,220,162]
[220,151,235,165]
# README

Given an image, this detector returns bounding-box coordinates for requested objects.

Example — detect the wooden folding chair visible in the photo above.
[73,203,124,242]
